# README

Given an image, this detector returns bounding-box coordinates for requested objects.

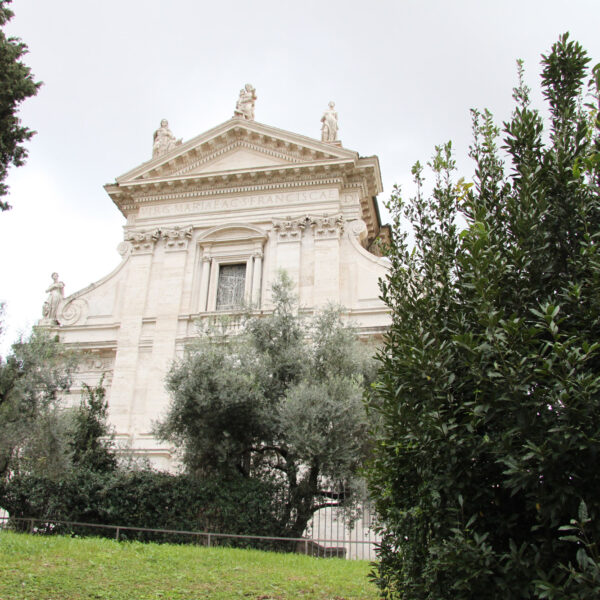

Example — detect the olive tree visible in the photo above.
[157,273,376,537]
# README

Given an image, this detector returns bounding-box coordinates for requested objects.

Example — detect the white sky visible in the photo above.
[1,0,599,355]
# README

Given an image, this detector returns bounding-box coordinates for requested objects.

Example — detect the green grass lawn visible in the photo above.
[0,531,380,599]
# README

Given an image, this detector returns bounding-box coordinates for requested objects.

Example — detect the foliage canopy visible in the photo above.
[367,34,600,599]
[0,328,78,480]
[0,0,41,211]
[157,273,376,537]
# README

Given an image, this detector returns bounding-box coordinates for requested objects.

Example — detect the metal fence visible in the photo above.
[306,501,381,561]
[0,513,380,560]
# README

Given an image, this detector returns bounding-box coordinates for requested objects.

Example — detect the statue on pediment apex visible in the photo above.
[152,119,182,158]
[234,84,257,120]
[321,101,339,142]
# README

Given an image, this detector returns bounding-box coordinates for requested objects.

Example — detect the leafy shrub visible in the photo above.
[367,35,600,598]
[0,469,287,547]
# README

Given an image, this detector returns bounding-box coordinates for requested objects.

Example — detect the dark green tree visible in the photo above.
[157,272,376,537]
[69,380,117,474]
[367,35,600,598]
[0,0,41,211]
[0,328,78,479]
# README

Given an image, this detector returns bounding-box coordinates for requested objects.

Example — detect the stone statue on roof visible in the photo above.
[41,272,64,324]
[321,101,339,142]
[234,84,257,120]
[152,119,182,158]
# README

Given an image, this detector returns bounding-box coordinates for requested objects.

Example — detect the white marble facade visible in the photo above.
[46,114,391,468]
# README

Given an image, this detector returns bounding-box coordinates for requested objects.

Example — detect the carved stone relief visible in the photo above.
[272,214,345,242]
[117,241,131,258]
[347,218,368,241]
[161,226,193,250]
[272,217,309,242]
[125,229,161,253]
[74,352,115,389]
[81,354,115,373]
[310,214,345,239]
[58,298,88,326]
[125,226,193,253]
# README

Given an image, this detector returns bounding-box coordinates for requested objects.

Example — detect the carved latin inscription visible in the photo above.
[138,189,338,219]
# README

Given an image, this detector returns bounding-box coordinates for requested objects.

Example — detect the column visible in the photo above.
[198,255,211,312]
[252,251,263,307]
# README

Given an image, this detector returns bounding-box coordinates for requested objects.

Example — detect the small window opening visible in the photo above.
[216,263,246,310]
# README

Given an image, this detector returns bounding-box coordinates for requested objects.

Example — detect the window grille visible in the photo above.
[215,264,246,310]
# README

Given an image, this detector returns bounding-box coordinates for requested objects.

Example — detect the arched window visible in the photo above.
[195,224,267,312]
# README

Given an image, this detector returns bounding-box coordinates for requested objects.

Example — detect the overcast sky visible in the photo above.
[1,0,599,355]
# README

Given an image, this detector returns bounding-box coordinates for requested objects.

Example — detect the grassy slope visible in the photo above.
[0,532,379,599]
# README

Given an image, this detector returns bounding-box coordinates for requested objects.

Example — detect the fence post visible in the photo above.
[207,533,211,547]
[29,519,34,534]
[304,539,308,555]
[116,527,120,541]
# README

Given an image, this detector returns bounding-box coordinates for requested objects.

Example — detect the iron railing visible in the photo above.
[0,515,379,560]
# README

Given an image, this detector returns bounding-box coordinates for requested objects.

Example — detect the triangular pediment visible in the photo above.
[187,145,293,175]
[115,118,359,184]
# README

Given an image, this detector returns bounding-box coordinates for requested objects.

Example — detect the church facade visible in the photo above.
[43,90,390,468]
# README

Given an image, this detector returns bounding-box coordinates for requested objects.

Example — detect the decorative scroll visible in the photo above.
[59,298,87,326]
[117,241,131,258]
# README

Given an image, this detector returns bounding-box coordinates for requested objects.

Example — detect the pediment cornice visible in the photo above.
[104,118,384,246]
[115,119,360,185]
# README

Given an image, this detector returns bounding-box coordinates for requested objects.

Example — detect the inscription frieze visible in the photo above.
[138,189,338,219]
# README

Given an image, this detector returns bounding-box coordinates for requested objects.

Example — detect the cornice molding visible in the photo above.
[115,119,360,184]
[109,163,378,210]
[110,176,349,212]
